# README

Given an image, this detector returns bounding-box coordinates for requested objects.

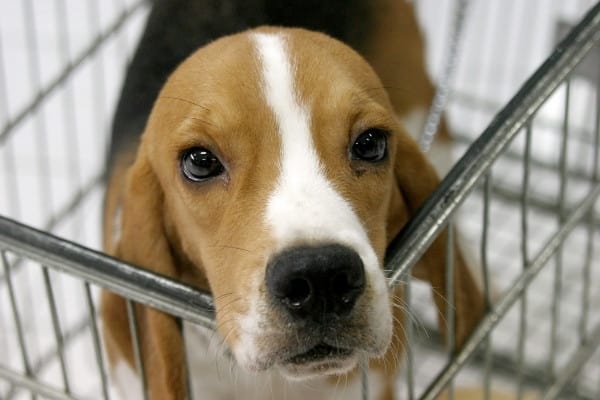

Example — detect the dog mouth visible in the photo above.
[286,343,354,365]
[277,342,357,378]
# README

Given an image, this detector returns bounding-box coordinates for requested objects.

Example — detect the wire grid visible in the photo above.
[0,0,599,399]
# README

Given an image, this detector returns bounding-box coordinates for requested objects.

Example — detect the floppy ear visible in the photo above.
[101,145,186,400]
[390,132,485,349]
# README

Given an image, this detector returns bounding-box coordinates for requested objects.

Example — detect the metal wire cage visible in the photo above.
[1,1,600,399]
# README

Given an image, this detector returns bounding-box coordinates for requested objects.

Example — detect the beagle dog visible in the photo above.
[101,1,484,399]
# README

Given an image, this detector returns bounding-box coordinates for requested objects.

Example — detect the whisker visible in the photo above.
[208,244,254,253]
[158,95,210,111]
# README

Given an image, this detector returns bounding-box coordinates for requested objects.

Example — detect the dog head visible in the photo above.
[103,26,483,397]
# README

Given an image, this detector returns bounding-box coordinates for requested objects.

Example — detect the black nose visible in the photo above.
[265,244,365,321]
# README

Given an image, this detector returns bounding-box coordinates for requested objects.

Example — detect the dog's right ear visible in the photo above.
[101,142,187,400]
[389,132,485,349]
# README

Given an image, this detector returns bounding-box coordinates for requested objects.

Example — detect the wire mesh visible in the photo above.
[0,0,599,399]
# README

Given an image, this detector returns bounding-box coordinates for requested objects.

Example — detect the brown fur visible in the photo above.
[102,3,484,399]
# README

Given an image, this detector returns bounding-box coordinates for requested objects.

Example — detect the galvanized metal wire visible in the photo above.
[0,1,600,399]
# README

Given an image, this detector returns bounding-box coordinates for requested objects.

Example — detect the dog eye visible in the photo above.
[181,147,225,182]
[351,129,387,162]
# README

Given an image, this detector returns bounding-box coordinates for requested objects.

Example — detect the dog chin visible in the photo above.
[277,353,359,380]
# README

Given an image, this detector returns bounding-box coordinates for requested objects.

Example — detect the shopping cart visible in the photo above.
[1,1,599,399]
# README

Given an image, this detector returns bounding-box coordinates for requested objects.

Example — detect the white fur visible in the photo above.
[254,32,386,280]
[245,32,391,369]
[110,322,385,400]
[183,322,385,400]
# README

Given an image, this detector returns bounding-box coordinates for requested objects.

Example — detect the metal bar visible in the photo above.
[517,122,533,400]
[84,283,110,400]
[23,0,54,218]
[0,0,149,145]
[87,0,108,152]
[414,326,595,400]
[386,1,600,287]
[19,3,56,376]
[0,216,215,328]
[360,354,369,400]
[481,179,600,222]
[41,267,71,394]
[4,315,92,400]
[579,66,600,342]
[0,29,21,219]
[113,0,133,64]
[0,172,104,285]
[0,366,80,400]
[181,322,195,400]
[29,316,91,380]
[127,300,149,400]
[549,79,571,378]
[0,250,34,397]
[453,129,599,191]
[404,278,415,400]
[481,173,492,400]
[55,0,84,242]
[541,322,600,400]
[444,225,455,400]
[419,183,600,400]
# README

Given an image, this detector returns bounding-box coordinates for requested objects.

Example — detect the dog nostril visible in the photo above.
[266,244,365,319]
[331,273,351,296]
[284,277,312,309]
[331,268,364,295]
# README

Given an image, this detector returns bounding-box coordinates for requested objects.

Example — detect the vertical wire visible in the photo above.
[579,68,600,344]
[517,121,533,399]
[21,0,54,376]
[126,300,148,400]
[472,0,502,131]
[481,172,493,400]
[41,267,71,394]
[181,322,195,400]
[113,0,132,65]
[22,0,54,219]
[87,0,108,153]
[1,250,35,400]
[0,21,22,399]
[85,283,110,400]
[360,353,369,400]
[404,278,415,400]
[549,79,571,378]
[0,31,21,219]
[445,223,455,400]
[55,0,84,240]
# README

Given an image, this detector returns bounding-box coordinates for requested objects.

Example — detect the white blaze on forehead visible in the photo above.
[252,32,380,277]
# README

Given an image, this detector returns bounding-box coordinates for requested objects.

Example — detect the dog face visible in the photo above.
[103,27,484,398]
[140,28,400,377]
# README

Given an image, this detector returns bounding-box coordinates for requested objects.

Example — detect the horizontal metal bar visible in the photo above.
[0,366,79,400]
[386,1,600,285]
[0,0,149,145]
[0,216,215,329]
[419,182,600,400]
[0,173,103,284]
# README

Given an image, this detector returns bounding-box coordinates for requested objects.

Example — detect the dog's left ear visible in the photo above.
[102,142,187,400]
[388,132,485,348]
